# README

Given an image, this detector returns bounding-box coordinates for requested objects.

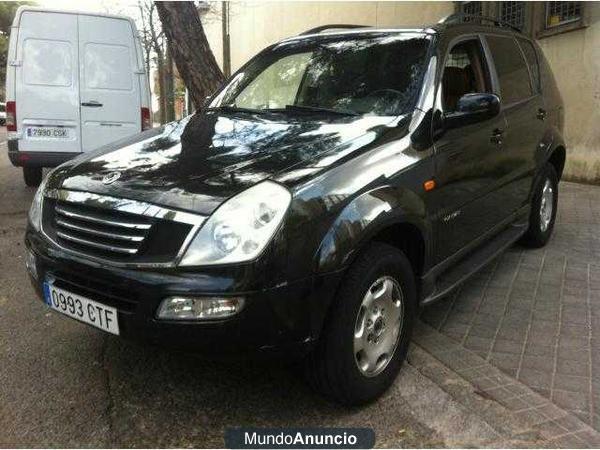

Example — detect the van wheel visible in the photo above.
[521,163,558,248]
[305,242,416,405]
[23,167,43,187]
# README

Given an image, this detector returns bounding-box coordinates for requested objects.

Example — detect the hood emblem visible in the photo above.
[102,171,121,185]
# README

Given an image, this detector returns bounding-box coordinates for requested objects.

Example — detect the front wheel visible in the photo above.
[520,163,558,248]
[305,242,416,405]
[23,167,43,187]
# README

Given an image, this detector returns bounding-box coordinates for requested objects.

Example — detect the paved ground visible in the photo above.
[1,126,599,447]
[422,181,600,430]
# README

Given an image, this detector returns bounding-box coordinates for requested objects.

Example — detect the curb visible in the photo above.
[410,320,600,448]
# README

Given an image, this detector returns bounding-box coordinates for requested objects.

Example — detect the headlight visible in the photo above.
[179,181,291,266]
[28,174,49,231]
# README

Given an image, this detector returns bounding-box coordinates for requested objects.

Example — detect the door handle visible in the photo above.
[81,101,103,107]
[537,108,547,120]
[490,128,504,145]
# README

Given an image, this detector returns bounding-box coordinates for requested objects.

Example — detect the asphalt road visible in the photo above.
[0,129,440,448]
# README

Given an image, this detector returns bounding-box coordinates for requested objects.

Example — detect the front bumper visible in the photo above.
[25,228,344,359]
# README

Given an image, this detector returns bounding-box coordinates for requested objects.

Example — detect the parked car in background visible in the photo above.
[0,102,6,126]
[5,7,152,187]
[25,15,565,405]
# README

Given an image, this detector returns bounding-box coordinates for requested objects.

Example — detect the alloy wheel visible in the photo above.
[353,276,404,377]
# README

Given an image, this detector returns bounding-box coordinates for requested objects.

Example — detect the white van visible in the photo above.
[6,7,152,186]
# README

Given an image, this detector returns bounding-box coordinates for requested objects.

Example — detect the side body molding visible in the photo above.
[315,185,430,273]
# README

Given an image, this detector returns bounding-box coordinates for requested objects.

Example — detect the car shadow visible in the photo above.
[103,337,368,446]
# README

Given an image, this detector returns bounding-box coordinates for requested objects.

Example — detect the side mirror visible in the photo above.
[445,93,500,128]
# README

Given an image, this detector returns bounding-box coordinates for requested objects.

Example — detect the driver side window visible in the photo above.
[442,39,492,112]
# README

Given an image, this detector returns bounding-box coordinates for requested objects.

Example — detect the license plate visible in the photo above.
[26,126,70,140]
[43,282,120,335]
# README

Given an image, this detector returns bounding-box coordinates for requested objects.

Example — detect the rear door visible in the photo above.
[78,15,141,152]
[16,10,81,154]
[483,34,542,213]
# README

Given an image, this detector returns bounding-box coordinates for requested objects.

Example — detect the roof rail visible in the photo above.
[438,13,522,33]
[298,24,369,36]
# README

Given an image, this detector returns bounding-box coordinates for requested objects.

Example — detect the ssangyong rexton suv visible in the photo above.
[25,16,565,405]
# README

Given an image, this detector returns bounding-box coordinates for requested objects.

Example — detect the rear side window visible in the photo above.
[486,35,532,105]
[517,38,540,94]
[23,39,72,87]
[84,43,132,91]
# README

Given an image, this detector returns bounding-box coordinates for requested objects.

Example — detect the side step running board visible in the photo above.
[421,223,527,306]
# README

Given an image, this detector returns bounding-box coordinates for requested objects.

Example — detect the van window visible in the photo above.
[442,39,492,111]
[517,38,540,94]
[84,43,132,91]
[23,39,72,87]
[486,35,532,105]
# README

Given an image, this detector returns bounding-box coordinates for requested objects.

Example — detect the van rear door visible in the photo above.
[78,15,142,152]
[16,10,82,154]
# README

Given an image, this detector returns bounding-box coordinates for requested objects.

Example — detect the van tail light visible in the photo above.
[141,107,151,131]
[6,101,16,132]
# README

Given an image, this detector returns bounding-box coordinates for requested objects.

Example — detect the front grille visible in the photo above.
[42,190,204,266]
[54,202,152,257]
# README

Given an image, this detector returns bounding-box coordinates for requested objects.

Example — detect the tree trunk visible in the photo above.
[165,44,175,122]
[155,52,166,124]
[155,1,224,110]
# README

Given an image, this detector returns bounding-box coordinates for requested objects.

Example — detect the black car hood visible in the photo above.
[55,111,400,215]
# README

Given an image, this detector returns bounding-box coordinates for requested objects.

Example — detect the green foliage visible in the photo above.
[0,2,32,98]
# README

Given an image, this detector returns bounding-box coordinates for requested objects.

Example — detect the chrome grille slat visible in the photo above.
[55,206,152,230]
[55,219,146,242]
[56,231,138,254]
[42,189,206,267]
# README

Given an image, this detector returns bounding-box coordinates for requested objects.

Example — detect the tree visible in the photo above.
[155,1,224,110]
[0,2,30,98]
[164,43,175,122]
[138,0,174,124]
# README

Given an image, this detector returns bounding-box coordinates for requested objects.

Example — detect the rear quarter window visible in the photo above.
[22,38,72,87]
[485,35,533,105]
[517,38,540,94]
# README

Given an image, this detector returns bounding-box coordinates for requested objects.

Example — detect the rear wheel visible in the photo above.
[305,242,416,405]
[521,163,558,247]
[23,167,43,187]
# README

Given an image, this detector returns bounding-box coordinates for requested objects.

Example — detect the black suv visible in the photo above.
[25,15,565,405]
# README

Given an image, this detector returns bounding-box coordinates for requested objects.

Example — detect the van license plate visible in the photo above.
[26,126,70,140]
[43,282,120,335]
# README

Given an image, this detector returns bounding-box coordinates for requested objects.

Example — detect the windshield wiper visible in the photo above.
[206,105,268,114]
[280,105,359,117]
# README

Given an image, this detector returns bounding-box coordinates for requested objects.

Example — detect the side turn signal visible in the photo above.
[423,180,436,192]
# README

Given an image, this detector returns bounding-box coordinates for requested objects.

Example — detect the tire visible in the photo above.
[305,242,416,405]
[520,163,558,248]
[23,167,43,187]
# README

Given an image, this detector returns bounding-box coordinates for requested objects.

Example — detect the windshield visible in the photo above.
[210,33,431,117]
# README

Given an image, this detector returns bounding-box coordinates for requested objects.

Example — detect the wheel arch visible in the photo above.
[315,185,430,279]
[548,145,566,180]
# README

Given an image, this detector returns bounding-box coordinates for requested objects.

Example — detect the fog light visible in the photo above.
[157,296,244,320]
[25,250,38,280]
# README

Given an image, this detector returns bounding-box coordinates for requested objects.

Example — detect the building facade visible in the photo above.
[202,1,600,183]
